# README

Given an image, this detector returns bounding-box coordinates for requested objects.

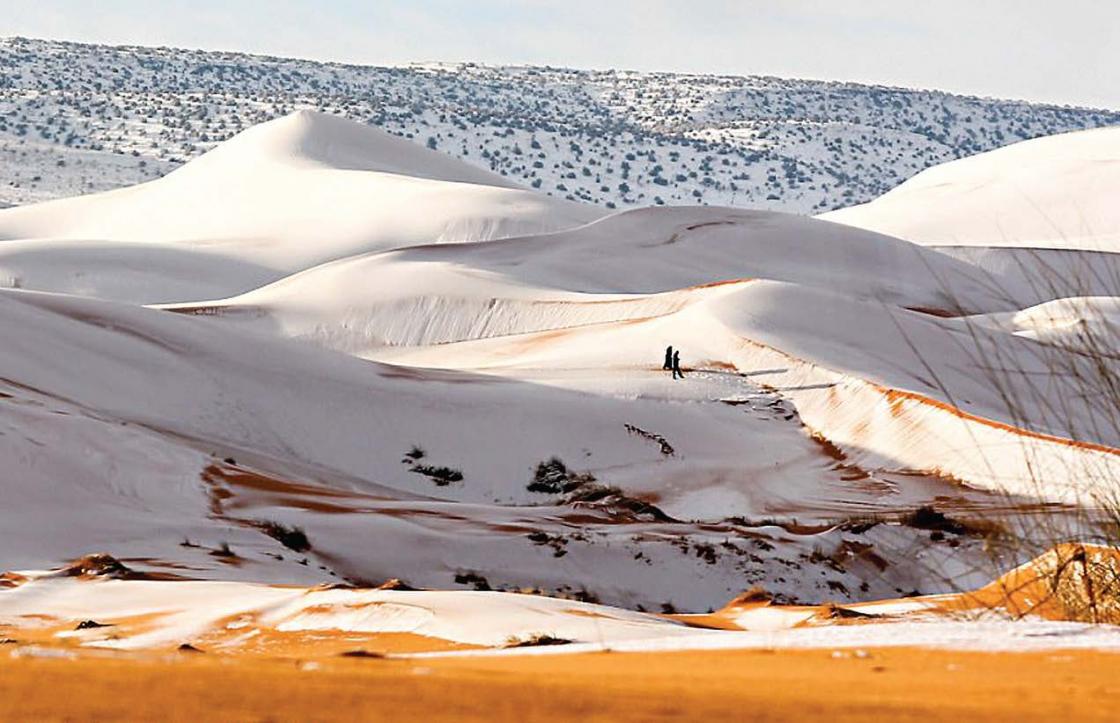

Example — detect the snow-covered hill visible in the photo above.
[0,111,600,303]
[822,126,1120,250]
[1,36,1117,213]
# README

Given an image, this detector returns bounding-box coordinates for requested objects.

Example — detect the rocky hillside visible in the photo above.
[1,36,1118,211]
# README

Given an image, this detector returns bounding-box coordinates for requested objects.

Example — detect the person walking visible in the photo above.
[663,345,674,371]
[672,350,684,380]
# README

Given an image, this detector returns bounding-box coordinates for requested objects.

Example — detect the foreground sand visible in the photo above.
[3,646,1119,722]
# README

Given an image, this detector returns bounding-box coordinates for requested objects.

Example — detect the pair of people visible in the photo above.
[663,345,685,380]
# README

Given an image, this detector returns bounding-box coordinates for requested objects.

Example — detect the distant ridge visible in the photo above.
[2,35,1117,211]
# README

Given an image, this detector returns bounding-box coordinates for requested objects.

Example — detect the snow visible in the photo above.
[4,576,1120,656]
[3,285,950,608]
[1,99,1119,628]
[822,126,1120,251]
[0,112,600,303]
[4,37,1118,214]
[0,576,705,651]
[413,619,1120,657]
[162,206,1017,356]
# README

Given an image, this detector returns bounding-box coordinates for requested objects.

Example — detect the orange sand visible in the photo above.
[2,645,1118,722]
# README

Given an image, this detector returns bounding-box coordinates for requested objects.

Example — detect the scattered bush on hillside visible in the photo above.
[527,457,595,494]
[454,571,491,591]
[411,464,463,486]
[402,446,463,486]
[257,520,311,552]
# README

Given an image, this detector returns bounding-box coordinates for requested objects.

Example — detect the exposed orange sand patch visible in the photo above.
[203,465,370,500]
[190,628,481,657]
[0,572,27,588]
[942,544,1120,624]
[2,646,1119,722]
[687,276,754,290]
[0,610,178,649]
[2,608,479,657]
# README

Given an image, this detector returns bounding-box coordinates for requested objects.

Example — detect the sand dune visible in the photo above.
[0,111,601,302]
[822,126,1120,251]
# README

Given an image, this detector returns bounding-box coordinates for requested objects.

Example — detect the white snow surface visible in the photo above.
[822,126,1120,251]
[0,112,600,303]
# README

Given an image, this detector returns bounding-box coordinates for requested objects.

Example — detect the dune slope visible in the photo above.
[822,126,1120,251]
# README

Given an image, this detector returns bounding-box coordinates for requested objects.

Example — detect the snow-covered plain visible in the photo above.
[2,103,1120,652]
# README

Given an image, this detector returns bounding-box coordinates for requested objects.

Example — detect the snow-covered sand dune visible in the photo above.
[3,285,979,607]
[822,126,1120,251]
[2,113,1119,640]
[0,111,601,303]
[160,196,1120,502]
[162,206,1016,348]
[3,545,1118,656]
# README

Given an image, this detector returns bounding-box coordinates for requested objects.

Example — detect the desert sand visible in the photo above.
[3,646,1119,722]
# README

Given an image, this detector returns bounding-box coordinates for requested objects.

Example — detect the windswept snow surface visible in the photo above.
[2,111,1120,632]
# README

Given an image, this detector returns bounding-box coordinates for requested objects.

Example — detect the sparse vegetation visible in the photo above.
[454,571,491,591]
[211,542,236,558]
[623,424,675,456]
[257,520,311,552]
[339,649,386,659]
[900,506,975,536]
[3,37,1115,211]
[410,464,463,486]
[527,457,596,494]
[527,531,569,557]
[402,446,463,486]
[504,633,572,648]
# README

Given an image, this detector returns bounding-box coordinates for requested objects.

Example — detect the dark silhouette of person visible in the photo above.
[672,350,684,380]
[663,345,674,370]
